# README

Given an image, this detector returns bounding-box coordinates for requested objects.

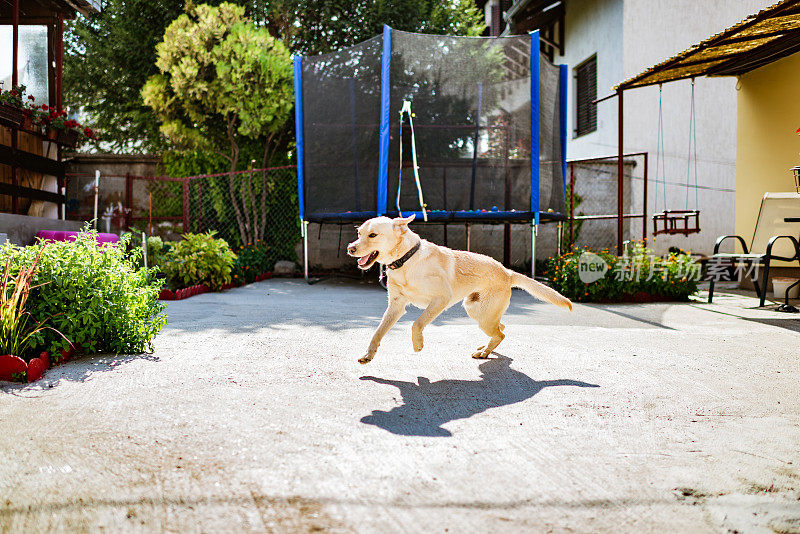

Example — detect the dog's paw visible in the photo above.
[412,332,424,352]
[358,354,374,364]
[471,349,490,359]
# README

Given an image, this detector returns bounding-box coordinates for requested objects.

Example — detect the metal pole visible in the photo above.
[531,223,538,279]
[642,152,648,242]
[556,222,563,257]
[465,224,470,251]
[142,232,148,270]
[617,88,624,255]
[93,170,100,229]
[302,220,309,283]
[569,162,575,247]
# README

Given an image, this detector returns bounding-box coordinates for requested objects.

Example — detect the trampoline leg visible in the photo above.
[556,222,563,257]
[466,224,470,252]
[531,223,538,279]
[302,220,309,283]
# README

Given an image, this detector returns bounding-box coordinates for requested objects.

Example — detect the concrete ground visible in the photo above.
[1,278,799,533]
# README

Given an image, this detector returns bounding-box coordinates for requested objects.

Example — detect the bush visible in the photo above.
[162,231,236,290]
[0,231,166,359]
[547,242,700,303]
[232,241,273,285]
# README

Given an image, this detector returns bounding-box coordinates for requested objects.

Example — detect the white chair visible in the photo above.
[708,192,800,307]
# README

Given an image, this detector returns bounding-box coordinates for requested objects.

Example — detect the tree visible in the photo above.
[281,0,486,55]
[64,0,186,152]
[141,2,294,245]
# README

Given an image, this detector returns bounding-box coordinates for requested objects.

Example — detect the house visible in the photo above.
[611,0,800,284]
[486,0,775,254]
[0,0,100,244]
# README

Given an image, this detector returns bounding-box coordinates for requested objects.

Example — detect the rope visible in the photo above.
[655,85,667,214]
[687,79,699,210]
[396,100,428,221]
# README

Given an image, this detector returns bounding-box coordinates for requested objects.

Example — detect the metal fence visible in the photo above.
[65,166,300,263]
[567,152,648,252]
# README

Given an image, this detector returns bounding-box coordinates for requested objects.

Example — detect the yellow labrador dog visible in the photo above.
[347,214,572,364]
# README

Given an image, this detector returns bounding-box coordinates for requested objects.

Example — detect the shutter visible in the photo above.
[575,56,597,137]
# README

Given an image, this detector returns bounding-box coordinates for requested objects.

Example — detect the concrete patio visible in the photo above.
[1,279,799,533]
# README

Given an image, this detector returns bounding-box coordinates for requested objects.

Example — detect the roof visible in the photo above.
[0,0,100,24]
[616,0,800,90]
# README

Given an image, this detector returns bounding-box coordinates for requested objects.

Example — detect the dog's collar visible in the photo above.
[387,241,421,270]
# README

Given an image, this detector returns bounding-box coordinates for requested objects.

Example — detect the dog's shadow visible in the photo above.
[360,355,599,437]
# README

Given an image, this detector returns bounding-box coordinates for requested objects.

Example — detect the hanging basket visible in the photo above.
[56,129,80,147]
[652,210,700,236]
[0,103,26,128]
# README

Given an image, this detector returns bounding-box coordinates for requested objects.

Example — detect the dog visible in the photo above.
[346,214,572,364]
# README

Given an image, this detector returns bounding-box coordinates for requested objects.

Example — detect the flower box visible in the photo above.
[0,103,26,128]
[56,129,80,147]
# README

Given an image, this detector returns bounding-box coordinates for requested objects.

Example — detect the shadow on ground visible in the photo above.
[360,355,599,436]
[0,353,159,395]
[164,278,683,336]
[741,317,800,333]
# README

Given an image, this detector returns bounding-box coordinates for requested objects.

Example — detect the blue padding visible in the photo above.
[293,55,305,221]
[305,211,380,223]
[530,31,540,224]
[559,64,568,198]
[377,25,392,216]
[305,211,568,224]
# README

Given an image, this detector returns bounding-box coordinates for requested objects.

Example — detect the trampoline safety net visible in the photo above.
[297,27,565,223]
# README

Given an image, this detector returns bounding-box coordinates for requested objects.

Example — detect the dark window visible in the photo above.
[575,55,597,137]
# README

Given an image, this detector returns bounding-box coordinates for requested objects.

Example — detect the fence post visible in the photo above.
[198,182,203,233]
[182,178,190,233]
[124,173,133,229]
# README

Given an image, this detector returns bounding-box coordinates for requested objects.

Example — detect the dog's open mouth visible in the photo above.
[356,251,379,270]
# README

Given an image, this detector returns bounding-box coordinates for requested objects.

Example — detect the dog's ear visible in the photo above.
[392,214,415,233]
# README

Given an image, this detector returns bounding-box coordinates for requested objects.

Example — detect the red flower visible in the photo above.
[27,94,35,100]
[41,104,48,111]
[796,126,800,135]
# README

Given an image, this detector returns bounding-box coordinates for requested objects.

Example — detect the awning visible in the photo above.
[616,0,800,90]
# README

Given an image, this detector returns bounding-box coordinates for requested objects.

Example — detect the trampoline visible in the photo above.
[294,26,567,280]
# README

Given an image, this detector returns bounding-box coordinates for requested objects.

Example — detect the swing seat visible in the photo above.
[652,210,701,236]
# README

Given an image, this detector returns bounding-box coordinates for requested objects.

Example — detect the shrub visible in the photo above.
[162,231,236,290]
[0,231,166,359]
[232,241,273,285]
[547,242,700,303]
[0,248,68,358]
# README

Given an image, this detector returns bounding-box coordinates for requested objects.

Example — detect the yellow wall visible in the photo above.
[736,52,800,247]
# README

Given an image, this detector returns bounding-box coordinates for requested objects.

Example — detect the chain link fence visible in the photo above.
[66,155,647,276]
[65,166,301,266]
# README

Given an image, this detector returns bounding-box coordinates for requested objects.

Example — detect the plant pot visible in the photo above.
[0,103,26,128]
[56,129,80,147]
[772,277,800,299]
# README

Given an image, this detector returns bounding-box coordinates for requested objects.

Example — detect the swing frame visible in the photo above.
[652,209,700,236]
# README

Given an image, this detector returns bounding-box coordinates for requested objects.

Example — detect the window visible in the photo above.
[0,26,50,103]
[574,55,597,137]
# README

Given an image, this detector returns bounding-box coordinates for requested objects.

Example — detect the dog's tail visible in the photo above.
[510,272,573,311]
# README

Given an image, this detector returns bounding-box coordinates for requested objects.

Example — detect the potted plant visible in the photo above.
[0,84,27,128]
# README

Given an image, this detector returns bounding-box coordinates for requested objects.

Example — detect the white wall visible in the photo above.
[561,0,773,254]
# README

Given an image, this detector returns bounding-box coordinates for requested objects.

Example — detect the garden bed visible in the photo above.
[160,272,273,300]
[547,243,700,303]
[0,347,79,384]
